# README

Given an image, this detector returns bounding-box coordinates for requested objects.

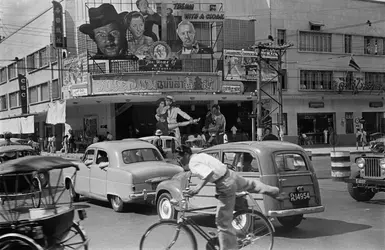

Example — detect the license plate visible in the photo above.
[289,191,310,202]
[356,179,366,184]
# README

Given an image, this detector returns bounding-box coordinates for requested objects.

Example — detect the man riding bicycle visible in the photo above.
[176,145,286,250]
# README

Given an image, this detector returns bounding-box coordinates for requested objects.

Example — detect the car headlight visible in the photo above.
[356,158,365,169]
[380,158,385,170]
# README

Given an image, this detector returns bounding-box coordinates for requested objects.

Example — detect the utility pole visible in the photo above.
[250,42,293,141]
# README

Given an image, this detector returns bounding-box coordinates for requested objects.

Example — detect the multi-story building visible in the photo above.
[1,0,384,148]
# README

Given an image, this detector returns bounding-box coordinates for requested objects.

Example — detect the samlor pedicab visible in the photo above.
[0,156,88,250]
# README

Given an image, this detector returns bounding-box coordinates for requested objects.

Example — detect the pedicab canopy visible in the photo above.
[0,145,35,154]
[0,156,79,175]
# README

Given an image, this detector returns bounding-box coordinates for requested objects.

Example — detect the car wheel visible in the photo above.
[277,214,303,228]
[110,195,125,212]
[348,182,375,202]
[157,193,178,220]
[68,180,80,202]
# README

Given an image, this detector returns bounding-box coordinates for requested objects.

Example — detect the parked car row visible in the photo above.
[63,138,325,229]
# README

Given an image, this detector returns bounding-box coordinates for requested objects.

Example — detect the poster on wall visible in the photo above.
[62,53,89,99]
[78,1,222,61]
[223,49,278,82]
[84,116,98,139]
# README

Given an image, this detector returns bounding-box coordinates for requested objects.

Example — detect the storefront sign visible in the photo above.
[173,3,195,10]
[138,59,182,71]
[369,101,383,108]
[309,102,324,108]
[91,74,219,94]
[222,85,242,93]
[182,11,225,22]
[71,85,88,97]
[52,1,64,48]
[18,74,28,114]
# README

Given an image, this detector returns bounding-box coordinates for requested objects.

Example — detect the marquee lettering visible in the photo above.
[173,3,194,10]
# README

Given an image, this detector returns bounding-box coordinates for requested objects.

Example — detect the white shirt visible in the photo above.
[167,107,192,125]
[107,134,113,140]
[231,126,237,135]
[189,153,227,183]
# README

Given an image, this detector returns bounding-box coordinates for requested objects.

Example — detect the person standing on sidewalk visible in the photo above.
[361,129,367,150]
[177,145,286,250]
[356,129,362,150]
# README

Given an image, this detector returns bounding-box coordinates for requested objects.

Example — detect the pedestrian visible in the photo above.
[356,129,362,150]
[68,130,76,153]
[231,125,237,141]
[361,129,367,150]
[262,128,279,141]
[153,129,166,158]
[106,131,113,141]
[202,104,226,146]
[3,132,13,146]
[61,135,69,154]
[177,145,286,250]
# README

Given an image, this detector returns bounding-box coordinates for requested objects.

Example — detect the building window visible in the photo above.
[281,69,287,90]
[277,29,286,46]
[27,53,38,72]
[364,37,384,55]
[29,86,38,104]
[39,48,49,67]
[9,91,19,108]
[345,112,354,134]
[52,79,61,99]
[300,70,333,90]
[40,82,49,101]
[8,63,17,80]
[17,58,26,76]
[0,67,6,83]
[344,35,352,54]
[89,63,106,74]
[365,72,385,88]
[50,45,58,63]
[0,95,7,111]
[299,31,331,52]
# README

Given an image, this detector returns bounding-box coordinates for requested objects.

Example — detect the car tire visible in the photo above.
[347,182,375,202]
[68,180,80,202]
[157,193,178,220]
[277,214,303,228]
[110,195,125,212]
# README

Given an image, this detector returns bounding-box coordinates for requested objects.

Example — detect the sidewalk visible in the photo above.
[41,146,372,159]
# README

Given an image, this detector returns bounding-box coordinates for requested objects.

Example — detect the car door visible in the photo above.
[90,149,109,198]
[188,151,221,212]
[223,150,264,212]
[76,148,94,194]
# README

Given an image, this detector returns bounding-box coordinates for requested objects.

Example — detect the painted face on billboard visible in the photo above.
[177,23,195,47]
[93,22,124,57]
[129,17,145,38]
[137,0,149,14]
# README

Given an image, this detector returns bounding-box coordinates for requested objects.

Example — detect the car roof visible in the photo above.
[0,145,34,153]
[140,136,176,140]
[88,139,156,152]
[205,141,304,154]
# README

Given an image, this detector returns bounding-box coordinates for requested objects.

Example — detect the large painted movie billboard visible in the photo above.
[79,1,224,61]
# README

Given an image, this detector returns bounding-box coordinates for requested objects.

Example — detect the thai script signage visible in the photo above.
[91,74,220,94]
[309,102,325,108]
[52,1,64,48]
[222,84,243,93]
[182,11,225,22]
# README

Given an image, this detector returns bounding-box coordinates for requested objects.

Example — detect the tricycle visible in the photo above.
[0,155,88,249]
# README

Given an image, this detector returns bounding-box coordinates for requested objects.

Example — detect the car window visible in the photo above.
[223,152,259,172]
[165,139,172,149]
[206,152,220,160]
[122,148,163,164]
[96,150,109,164]
[275,153,307,172]
[83,149,95,163]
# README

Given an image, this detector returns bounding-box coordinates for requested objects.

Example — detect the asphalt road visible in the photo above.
[43,155,382,250]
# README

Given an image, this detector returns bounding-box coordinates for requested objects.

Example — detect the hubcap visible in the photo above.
[160,198,172,219]
[113,196,120,207]
[232,214,248,230]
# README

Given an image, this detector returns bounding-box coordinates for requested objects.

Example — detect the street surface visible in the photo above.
[47,156,384,250]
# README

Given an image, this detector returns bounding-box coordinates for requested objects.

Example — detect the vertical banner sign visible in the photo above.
[18,74,28,114]
[52,1,64,48]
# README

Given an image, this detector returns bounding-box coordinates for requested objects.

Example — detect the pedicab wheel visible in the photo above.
[139,220,197,250]
[232,210,274,250]
[0,233,43,250]
[55,222,88,250]
[30,178,41,208]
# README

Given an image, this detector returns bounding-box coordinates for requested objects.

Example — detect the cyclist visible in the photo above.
[176,145,286,250]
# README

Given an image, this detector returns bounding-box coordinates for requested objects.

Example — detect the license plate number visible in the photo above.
[356,179,366,184]
[289,191,310,202]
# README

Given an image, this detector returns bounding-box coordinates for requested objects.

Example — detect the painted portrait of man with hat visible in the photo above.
[79,3,128,58]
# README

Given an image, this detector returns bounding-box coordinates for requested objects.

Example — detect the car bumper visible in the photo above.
[128,190,156,202]
[268,205,325,217]
[344,178,385,186]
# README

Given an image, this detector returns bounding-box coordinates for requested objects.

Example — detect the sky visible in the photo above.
[0,0,52,37]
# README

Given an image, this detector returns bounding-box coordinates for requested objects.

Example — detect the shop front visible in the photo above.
[297,113,335,145]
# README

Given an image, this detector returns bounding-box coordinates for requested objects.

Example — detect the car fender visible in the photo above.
[156,179,185,203]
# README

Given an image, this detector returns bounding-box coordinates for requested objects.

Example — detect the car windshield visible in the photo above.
[122,148,163,164]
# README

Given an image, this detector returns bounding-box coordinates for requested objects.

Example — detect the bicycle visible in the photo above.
[139,190,274,250]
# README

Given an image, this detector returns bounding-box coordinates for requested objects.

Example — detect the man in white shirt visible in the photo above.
[177,145,285,250]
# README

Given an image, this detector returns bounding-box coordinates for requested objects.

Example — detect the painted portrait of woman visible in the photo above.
[124,11,154,57]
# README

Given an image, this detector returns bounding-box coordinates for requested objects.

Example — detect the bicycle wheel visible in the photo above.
[0,233,43,250]
[54,222,88,250]
[232,210,274,250]
[139,220,197,250]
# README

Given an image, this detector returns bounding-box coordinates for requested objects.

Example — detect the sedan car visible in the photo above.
[63,139,183,212]
[155,141,325,229]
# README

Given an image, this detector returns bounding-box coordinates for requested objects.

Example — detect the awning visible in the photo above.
[0,116,35,134]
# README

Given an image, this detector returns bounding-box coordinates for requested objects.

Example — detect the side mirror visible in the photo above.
[99,162,109,169]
